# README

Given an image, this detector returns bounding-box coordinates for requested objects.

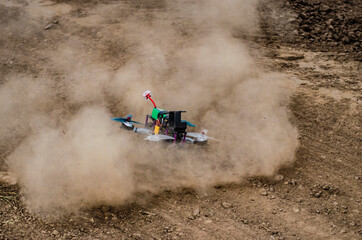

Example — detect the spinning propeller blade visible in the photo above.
[145,135,175,142]
[181,120,196,127]
[187,129,220,142]
[134,128,152,135]
[111,117,141,124]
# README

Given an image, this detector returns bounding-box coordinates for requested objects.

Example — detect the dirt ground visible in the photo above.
[0,0,361,239]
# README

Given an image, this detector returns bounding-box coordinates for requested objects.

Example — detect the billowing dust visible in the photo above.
[0,0,299,214]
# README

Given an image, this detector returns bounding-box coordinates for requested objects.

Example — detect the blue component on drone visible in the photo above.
[112,114,141,124]
[181,120,196,127]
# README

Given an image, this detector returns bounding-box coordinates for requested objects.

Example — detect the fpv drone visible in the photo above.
[112,90,219,144]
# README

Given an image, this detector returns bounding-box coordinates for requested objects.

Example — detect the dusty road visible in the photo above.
[0,0,361,239]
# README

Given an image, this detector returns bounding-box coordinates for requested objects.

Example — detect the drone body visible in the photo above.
[112,90,219,144]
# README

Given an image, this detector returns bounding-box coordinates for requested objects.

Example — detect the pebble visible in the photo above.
[293,208,300,213]
[261,191,268,196]
[273,174,284,181]
[241,219,249,224]
[290,179,297,185]
[51,230,59,236]
[221,202,232,209]
[313,191,322,198]
[140,211,156,216]
[287,17,297,23]
[205,209,214,217]
[131,233,141,238]
[44,24,54,30]
[193,208,200,217]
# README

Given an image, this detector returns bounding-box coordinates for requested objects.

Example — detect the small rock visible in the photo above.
[164,226,173,233]
[354,176,360,180]
[131,233,142,238]
[270,195,276,200]
[193,208,200,217]
[313,191,322,198]
[221,202,232,209]
[340,229,346,234]
[52,19,59,24]
[140,211,156,216]
[51,230,59,236]
[287,17,297,23]
[44,24,54,30]
[290,179,297,185]
[261,191,268,196]
[273,174,284,181]
[293,208,300,213]
[204,209,214,217]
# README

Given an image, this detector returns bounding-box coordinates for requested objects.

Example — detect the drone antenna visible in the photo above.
[143,90,157,108]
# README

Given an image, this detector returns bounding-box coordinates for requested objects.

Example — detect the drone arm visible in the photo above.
[148,96,157,108]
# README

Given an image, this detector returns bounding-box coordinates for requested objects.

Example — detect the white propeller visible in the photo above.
[186,129,220,142]
[145,135,175,142]
[134,128,152,135]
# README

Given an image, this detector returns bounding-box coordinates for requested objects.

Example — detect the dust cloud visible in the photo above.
[1,0,299,214]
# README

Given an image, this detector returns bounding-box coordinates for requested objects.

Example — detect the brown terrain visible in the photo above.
[0,0,361,240]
